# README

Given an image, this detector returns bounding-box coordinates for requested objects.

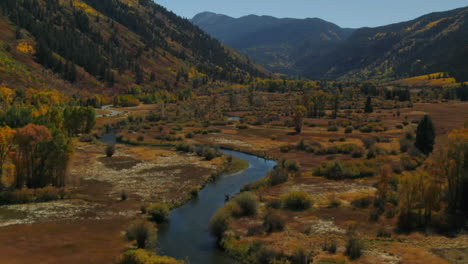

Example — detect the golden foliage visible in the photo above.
[16,42,35,54]
[117,249,183,264]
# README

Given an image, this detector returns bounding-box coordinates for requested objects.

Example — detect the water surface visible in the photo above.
[157,149,276,264]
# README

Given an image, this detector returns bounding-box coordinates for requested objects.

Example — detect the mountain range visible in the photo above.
[192,7,468,82]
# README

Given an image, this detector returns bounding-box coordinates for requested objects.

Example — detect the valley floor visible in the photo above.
[0,102,467,263]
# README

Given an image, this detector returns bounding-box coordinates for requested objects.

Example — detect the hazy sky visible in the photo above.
[155,0,468,28]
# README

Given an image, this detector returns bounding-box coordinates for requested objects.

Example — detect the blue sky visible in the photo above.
[154,0,468,28]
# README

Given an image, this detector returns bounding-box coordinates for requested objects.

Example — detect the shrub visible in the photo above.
[345,126,353,134]
[280,144,295,153]
[345,232,363,260]
[352,147,365,158]
[121,190,128,201]
[185,132,194,138]
[125,221,155,249]
[328,199,341,208]
[328,125,339,132]
[266,198,282,209]
[148,203,170,223]
[322,240,337,253]
[236,124,249,129]
[175,143,194,153]
[399,138,413,153]
[369,209,381,222]
[296,138,307,151]
[269,168,289,186]
[190,186,199,197]
[140,204,147,214]
[361,136,376,149]
[283,160,300,173]
[106,144,115,157]
[281,191,312,211]
[351,196,373,208]
[314,161,363,179]
[210,207,231,239]
[232,192,258,216]
[117,249,182,264]
[359,125,373,133]
[397,211,420,232]
[377,227,391,238]
[79,134,94,142]
[400,154,422,170]
[290,247,313,264]
[263,210,285,233]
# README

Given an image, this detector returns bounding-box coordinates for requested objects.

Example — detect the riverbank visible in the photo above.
[0,138,248,264]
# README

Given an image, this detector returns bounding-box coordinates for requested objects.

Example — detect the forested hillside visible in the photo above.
[194,7,468,82]
[192,12,354,75]
[0,0,266,99]
[297,6,468,81]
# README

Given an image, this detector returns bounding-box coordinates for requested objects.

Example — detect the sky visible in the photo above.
[154,0,468,28]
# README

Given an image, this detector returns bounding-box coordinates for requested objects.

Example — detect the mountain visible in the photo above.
[0,0,267,98]
[193,7,468,82]
[297,6,468,81]
[192,12,355,75]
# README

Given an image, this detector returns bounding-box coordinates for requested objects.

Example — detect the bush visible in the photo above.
[140,204,147,214]
[397,211,420,232]
[190,186,199,197]
[266,198,282,209]
[361,136,376,149]
[263,210,285,233]
[125,221,155,249]
[106,144,115,157]
[359,125,373,133]
[399,138,413,153]
[283,160,300,173]
[322,240,337,253]
[345,126,353,134]
[269,168,289,186]
[148,203,170,223]
[232,192,258,216]
[328,125,339,132]
[210,207,231,239]
[351,196,373,208]
[281,191,312,211]
[290,247,313,264]
[117,249,182,264]
[121,190,128,201]
[376,227,391,238]
[314,161,360,179]
[296,138,307,151]
[185,132,194,139]
[345,233,363,260]
[79,134,94,142]
[280,144,295,153]
[352,146,365,158]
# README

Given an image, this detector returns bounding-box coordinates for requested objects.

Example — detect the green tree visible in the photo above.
[415,115,435,155]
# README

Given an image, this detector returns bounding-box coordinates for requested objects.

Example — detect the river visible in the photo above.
[99,131,276,263]
[157,149,276,263]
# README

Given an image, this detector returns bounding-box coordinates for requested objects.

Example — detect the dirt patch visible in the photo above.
[98,156,142,171]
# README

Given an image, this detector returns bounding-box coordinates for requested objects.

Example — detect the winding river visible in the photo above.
[157,149,276,264]
[99,132,275,263]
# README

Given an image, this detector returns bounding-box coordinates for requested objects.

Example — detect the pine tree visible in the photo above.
[415,115,435,155]
[364,96,373,113]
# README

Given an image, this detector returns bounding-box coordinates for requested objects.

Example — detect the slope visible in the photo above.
[296,7,468,81]
[192,12,355,75]
[0,0,267,98]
